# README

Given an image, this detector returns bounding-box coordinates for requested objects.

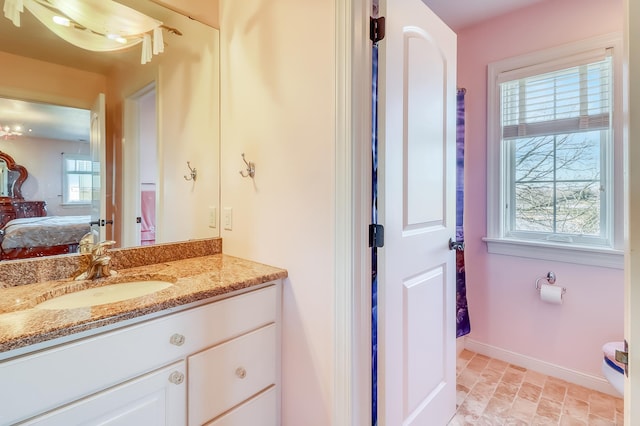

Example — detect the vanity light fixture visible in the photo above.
[3,0,173,64]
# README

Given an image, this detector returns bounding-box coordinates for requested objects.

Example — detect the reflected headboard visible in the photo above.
[0,151,46,229]
[0,151,27,200]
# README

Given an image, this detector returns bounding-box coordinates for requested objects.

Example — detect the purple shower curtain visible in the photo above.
[456,89,470,338]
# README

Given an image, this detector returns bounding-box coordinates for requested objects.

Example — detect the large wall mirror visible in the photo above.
[0,0,220,261]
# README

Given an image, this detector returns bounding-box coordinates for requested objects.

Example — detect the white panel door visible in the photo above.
[378,0,457,424]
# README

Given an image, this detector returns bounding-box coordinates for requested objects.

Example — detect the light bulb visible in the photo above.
[53,16,71,27]
[107,34,127,44]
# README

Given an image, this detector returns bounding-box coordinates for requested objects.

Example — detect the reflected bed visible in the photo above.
[0,215,91,260]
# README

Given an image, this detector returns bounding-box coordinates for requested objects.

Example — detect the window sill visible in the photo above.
[60,203,91,208]
[482,237,623,269]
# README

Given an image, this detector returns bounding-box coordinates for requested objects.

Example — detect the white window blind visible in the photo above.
[62,153,92,204]
[500,54,611,140]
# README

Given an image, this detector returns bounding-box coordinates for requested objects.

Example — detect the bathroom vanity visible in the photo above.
[0,241,286,425]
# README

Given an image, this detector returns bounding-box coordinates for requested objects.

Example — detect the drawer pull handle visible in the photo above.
[168,371,185,385]
[169,333,185,346]
[235,367,247,379]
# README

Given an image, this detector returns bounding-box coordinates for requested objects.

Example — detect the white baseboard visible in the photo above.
[456,336,466,357]
[464,338,620,397]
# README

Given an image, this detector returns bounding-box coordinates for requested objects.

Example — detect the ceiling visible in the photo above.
[423,0,550,31]
[0,98,90,143]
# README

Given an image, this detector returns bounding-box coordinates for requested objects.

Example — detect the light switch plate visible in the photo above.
[208,206,217,229]
[223,207,233,231]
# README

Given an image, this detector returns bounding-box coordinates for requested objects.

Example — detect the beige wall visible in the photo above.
[153,0,219,28]
[219,0,336,423]
[0,51,106,109]
[107,10,220,245]
[155,19,220,244]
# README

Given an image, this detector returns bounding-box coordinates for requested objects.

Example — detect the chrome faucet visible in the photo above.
[75,239,117,280]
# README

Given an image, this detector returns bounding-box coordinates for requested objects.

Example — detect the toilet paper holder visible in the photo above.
[535,271,566,294]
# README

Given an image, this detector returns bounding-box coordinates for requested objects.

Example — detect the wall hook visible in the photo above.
[239,153,255,178]
[184,161,197,181]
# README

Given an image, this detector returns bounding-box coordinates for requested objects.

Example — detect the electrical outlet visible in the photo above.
[223,207,233,231]
[208,206,217,229]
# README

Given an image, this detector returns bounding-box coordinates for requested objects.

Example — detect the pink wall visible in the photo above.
[458,0,624,378]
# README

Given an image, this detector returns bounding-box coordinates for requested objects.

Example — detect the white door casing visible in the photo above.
[625,0,639,423]
[122,97,141,248]
[377,0,457,424]
[90,93,106,242]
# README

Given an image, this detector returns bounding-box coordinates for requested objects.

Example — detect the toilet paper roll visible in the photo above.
[540,283,563,304]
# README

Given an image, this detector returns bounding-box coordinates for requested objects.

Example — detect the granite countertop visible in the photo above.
[0,253,287,358]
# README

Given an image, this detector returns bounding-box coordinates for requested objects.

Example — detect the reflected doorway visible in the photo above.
[123,83,158,247]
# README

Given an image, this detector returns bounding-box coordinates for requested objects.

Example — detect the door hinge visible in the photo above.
[369,224,384,248]
[615,339,629,377]
[370,17,385,43]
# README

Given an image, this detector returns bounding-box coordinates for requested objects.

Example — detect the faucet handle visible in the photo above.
[78,231,98,254]
[92,240,116,256]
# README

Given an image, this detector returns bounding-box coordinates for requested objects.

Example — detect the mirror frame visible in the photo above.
[0,151,27,200]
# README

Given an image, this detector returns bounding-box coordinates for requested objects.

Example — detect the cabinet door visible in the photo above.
[22,361,186,426]
[188,324,277,425]
[205,387,277,426]
[1,285,279,425]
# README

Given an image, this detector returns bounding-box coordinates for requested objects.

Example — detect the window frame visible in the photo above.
[484,33,624,269]
[61,153,93,206]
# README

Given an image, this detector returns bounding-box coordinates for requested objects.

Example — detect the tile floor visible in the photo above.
[448,350,623,425]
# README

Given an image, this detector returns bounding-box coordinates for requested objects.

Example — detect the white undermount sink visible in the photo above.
[35,280,174,310]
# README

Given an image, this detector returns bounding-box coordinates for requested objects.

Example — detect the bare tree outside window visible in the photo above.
[511,131,602,236]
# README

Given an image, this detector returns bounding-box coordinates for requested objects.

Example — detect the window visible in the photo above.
[485,35,623,268]
[62,153,92,205]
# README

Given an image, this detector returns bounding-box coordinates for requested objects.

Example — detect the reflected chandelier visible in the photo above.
[3,0,165,64]
[0,124,23,140]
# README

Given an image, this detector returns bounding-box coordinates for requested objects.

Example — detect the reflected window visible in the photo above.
[62,153,92,204]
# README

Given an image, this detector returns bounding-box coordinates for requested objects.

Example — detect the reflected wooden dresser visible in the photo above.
[0,199,46,228]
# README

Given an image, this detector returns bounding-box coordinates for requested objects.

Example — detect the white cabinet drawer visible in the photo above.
[21,361,186,426]
[0,284,278,425]
[188,324,277,426]
[205,387,278,426]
